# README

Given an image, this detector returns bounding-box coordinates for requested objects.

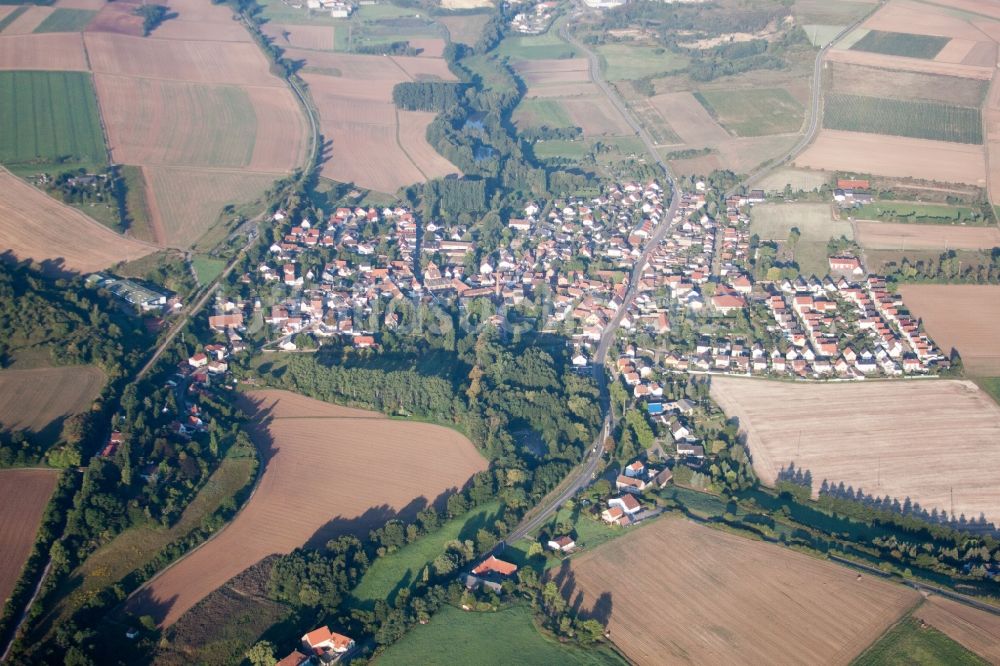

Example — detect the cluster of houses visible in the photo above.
[509,0,557,34]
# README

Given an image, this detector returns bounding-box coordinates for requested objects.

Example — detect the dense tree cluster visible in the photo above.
[392,81,467,112]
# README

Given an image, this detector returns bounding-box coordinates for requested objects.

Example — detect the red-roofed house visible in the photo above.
[711,293,746,314]
[301,626,355,663]
[471,555,518,577]
[837,178,870,190]
[188,353,208,368]
[276,650,310,666]
[829,256,864,275]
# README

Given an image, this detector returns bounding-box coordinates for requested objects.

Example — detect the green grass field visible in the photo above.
[824,94,982,144]
[352,502,501,606]
[597,43,689,81]
[851,201,988,226]
[499,32,577,60]
[850,30,950,59]
[33,8,95,32]
[976,378,1000,404]
[514,97,574,128]
[0,70,106,169]
[192,255,226,285]
[120,165,155,241]
[853,616,987,665]
[749,202,852,241]
[533,139,590,159]
[378,604,628,666]
[696,88,804,137]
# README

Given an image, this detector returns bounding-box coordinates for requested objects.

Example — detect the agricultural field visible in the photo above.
[710,377,1000,525]
[829,62,988,107]
[754,167,831,193]
[438,13,489,47]
[0,70,106,169]
[850,201,990,225]
[854,616,986,665]
[127,389,487,627]
[823,94,982,144]
[0,167,154,274]
[498,32,577,61]
[795,130,986,186]
[552,517,918,665]
[749,202,850,241]
[378,604,627,666]
[513,97,574,129]
[33,8,95,33]
[914,595,1000,663]
[0,366,104,446]
[0,469,59,609]
[850,30,949,58]
[898,285,1000,376]
[1,6,53,34]
[695,88,804,137]
[260,23,336,51]
[855,222,1000,251]
[0,33,89,71]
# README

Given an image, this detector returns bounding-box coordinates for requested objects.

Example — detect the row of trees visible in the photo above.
[392,81,468,112]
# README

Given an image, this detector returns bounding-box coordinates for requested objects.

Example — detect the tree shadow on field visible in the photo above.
[547,559,614,628]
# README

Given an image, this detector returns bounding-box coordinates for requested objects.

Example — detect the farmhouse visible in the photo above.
[472,555,518,577]
[547,535,576,552]
[276,650,309,666]
[829,255,864,275]
[301,626,355,663]
[616,474,649,494]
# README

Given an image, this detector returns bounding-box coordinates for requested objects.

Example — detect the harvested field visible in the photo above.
[899,285,1000,375]
[649,92,728,145]
[524,81,602,99]
[289,48,405,80]
[389,53,457,81]
[56,0,106,9]
[856,221,1000,250]
[553,517,919,665]
[0,366,105,443]
[128,389,486,626]
[398,110,462,180]
[829,62,988,107]
[440,0,491,8]
[1,6,53,34]
[84,32,281,86]
[710,377,1000,525]
[144,167,278,248]
[915,596,1000,662]
[95,75,255,167]
[560,96,632,136]
[795,130,986,185]
[930,0,1000,19]
[696,88,804,137]
[825,48,993,80]
[260,23,334,50]
[409,37,445,58]
[324,120,423,192]
[863,0,991,41]
[0,469,59,608]
[983,69,1000,204]
[672,134,798,177]
[749,202,850,241]
[244,85,309,172]
[755,167,831,192]
[0,32,88,71]
[513,58,590,86]
[0,167,153,273]
[151,18,252,42]
[84,0,144,36]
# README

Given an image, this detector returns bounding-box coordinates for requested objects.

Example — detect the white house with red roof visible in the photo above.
[301,626,354,663]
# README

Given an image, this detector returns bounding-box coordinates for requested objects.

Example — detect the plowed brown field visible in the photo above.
[553,517,919,665]
[0,366,105,440]
[825,49,993,80]
[915,596,1000,662]
[0,168,154,273]
[128,389,486,627]
[398,110,462,180]
[0,469,59,608]
[898,285,1000,375]
[855,221,1000,250]
[710,377,1000,525]
[795,130,987,185]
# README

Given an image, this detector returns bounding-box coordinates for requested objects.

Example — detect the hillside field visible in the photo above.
[710,377,1000,526]
[898,285,1000,375]
[551,517,919,665]
[127,389,487,627]
[0,469,59,608]
[0,366,105,445]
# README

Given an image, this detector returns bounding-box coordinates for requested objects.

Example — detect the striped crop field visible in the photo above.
[823,93,982,144]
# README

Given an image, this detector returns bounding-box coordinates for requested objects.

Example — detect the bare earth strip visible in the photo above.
[855,221,1000,250]
[915,596,1000,662]
[398,110,462,180]
[0,366,105,435]
[552,517,919,665]
[0,168,154,273]
[648,92,729,145]
[128,389,486,627]
[0,33,89,71]
[143,167,279,248]
[84,32,282,86]
[0,469,59,609]
[898,285,1000,375]
[795,130,986,186]
[825,48,993,80]
[710,377,1000,525]
[1,6,54,35]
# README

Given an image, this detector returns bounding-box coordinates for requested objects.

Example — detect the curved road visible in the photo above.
[507,8,682,544]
